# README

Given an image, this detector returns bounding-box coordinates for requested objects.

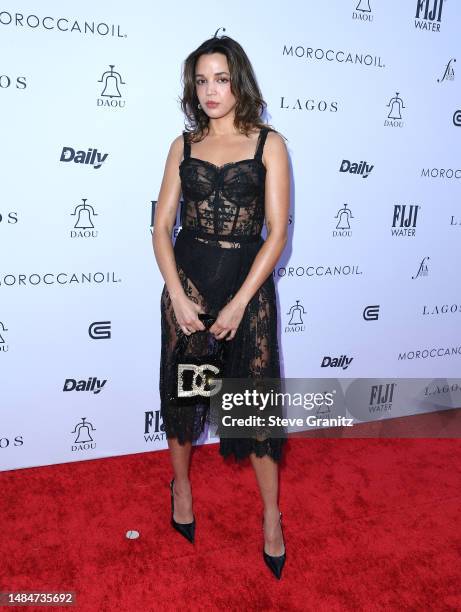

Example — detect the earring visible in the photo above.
[198,103,201,109]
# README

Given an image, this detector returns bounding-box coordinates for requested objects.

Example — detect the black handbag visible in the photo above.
[168,313,228,407]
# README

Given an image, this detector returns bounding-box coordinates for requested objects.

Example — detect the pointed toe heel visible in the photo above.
[170,478,195,544]
[262,511,286,579]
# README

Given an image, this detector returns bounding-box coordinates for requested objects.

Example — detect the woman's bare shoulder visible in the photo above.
[264,128,289,159]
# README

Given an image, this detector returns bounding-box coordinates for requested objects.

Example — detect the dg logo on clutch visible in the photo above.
[177,363,223,398]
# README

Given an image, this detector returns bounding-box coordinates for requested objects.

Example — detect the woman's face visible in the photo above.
[194,52,236,119]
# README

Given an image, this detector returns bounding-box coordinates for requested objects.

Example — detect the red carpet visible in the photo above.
[2,433,461,611]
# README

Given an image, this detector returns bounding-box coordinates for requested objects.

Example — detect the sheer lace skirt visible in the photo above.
[159,230,286,462]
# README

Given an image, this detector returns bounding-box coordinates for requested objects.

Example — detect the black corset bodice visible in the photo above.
[178,127,273,244]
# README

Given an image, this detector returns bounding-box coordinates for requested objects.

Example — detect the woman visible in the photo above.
[152,34,290,579]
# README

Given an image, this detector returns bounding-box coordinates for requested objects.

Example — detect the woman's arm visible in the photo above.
[233,130,290,307]
[152,135,206,334]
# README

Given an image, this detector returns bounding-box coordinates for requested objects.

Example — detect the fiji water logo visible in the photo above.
[97,65,126,108]
[285,300,306,332]
[415,0,445,33]
[391,204,420,237]
[369,383,396,413]
[70,198,99,239]
[144,410,166,443]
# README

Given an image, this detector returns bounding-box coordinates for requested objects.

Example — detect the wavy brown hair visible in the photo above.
[179,33,280,143]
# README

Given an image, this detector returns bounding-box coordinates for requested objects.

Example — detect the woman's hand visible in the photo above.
[209,299,247,341]
[171,294,206,336]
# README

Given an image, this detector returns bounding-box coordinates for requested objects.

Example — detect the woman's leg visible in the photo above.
[249,453,285,556]
[168,438,193,523]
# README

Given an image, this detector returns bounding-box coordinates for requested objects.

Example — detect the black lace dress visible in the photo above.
[159,127,286,462]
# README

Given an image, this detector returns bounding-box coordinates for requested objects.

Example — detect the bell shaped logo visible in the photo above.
[70,198,99,239]
[387,92,405,119]
[352,0,373,21]
[356,0,371,11]
[285,300,306,333]
[98,65,125,98]
[71,417,96,444]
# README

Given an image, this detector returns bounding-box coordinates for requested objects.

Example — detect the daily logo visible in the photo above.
[339,159,373,178]
[391,204,420,237]
[63,377,107,394]
[60,147,109,169]
[415,0,445,32]
[70,198,98,239]
[412,256,430,279]
[321,355,354,370]
[97,65,126,108]
[385,92,405,128]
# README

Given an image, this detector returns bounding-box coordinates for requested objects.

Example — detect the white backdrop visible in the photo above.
[1,0,460,471]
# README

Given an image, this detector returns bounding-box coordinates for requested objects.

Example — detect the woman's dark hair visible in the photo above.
[180,34,277,143]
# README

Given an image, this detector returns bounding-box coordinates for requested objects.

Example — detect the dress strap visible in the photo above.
[254,127,272,162]
[182,131,191,161]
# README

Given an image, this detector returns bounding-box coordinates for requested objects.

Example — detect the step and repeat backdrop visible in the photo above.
[1,1,460,471]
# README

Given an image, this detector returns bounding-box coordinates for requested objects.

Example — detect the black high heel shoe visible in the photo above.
[262,511,286,580]
[170,478,195,544]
